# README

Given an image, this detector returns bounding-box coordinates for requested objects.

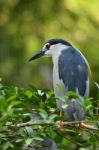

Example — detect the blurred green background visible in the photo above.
[0,0,99,95]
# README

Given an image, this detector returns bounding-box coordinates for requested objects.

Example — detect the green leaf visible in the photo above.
[25,138,33,145]
[25,126,33,136]
[39,109,48,120]
[56,83,64,94]
[3,141,14,150]
[25,90,33,98]
[49,114,57,121]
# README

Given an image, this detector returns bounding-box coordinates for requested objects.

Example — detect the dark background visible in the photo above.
[0,0,99,96]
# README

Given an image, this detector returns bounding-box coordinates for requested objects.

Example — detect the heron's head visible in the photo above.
[29,38,72,61]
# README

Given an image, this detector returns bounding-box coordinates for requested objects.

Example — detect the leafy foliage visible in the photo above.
[0,82,99,150]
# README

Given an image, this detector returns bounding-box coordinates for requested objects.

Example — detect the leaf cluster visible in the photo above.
[0,83,99,150]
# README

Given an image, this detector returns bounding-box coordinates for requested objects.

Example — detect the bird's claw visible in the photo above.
[77,122,98,130]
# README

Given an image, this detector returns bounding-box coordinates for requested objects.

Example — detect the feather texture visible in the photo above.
[58,47,89,97]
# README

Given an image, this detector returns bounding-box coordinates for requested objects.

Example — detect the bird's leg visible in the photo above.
[78,121,98,130]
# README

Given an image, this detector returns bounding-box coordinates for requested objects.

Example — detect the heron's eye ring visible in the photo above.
[46,43,50,50]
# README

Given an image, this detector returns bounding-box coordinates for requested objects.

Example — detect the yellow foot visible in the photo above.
[78,122,98,130]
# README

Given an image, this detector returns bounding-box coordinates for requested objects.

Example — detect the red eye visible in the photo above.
[46,43,50,49]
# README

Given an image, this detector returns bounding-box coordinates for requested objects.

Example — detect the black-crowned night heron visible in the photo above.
[29,39,90,122]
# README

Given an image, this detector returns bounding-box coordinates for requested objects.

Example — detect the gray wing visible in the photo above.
[58,47,89,97]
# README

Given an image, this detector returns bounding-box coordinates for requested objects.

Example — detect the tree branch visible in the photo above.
[11,120,99,131]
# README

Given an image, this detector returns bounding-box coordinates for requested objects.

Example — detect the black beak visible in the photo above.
[29,50,45,61]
